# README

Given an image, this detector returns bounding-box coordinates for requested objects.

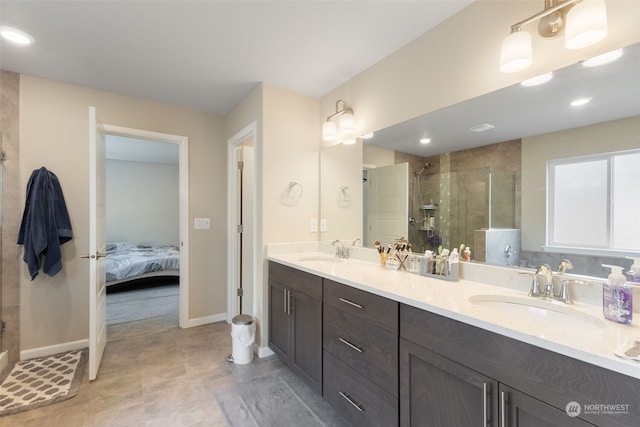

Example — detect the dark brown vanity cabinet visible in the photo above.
[400,338,499,426]
[322,279,399,426]
[268,262,322,393]
[400,304,638,427]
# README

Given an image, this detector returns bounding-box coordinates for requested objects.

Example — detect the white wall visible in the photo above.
[19,75,226,351]
[106,159,179,246]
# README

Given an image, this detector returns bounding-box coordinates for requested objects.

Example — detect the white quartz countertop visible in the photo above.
[267,251,640,380]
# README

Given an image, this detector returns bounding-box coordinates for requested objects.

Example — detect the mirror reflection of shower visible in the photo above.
[409,162,432,229]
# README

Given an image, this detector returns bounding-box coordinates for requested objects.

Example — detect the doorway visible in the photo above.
[102,125,189,333]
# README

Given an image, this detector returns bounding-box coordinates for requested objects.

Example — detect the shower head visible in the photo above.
[414,162,432,176]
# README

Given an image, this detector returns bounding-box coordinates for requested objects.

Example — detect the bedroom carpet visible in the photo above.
[215,367,348,427]
[106,282,179,341]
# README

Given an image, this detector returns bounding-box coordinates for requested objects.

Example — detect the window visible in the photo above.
[547,149,640,255]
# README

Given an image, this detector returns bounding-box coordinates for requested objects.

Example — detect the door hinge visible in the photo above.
[237,161,244,170]
[0,320,5,333]
[237,224,243,233]
[237,288,243,297]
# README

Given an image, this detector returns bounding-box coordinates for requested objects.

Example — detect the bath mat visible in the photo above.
[0,348,87,417]
[215,367,348,426]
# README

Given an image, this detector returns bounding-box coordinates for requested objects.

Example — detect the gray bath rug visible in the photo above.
[215,367,348,427]
[0,349,87,417]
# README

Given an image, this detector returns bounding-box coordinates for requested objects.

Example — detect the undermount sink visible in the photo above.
[297,255,344,264]
[468,294,606,330]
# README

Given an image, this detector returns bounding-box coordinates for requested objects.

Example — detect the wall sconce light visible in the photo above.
[500,0,608,73]
[322,99,356,143]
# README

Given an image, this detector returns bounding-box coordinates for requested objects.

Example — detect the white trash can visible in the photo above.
[230,314,255,364]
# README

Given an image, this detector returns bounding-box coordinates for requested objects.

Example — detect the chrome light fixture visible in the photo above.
[500,0,608,73]
[322,99,355,143]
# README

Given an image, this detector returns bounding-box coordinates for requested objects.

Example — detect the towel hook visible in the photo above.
[338,185,352,207]
[281,181,303,205]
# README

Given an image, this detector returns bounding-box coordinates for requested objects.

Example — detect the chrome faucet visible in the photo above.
[332,240,350,259]
[534,264,554,297]
[352,238,362,247]
[527,259,591,304]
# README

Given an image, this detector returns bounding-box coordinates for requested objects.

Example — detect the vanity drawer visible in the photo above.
[323,303,398,397]
[323,351,398,427]
[324,279,398,333]
[269,261,322,300]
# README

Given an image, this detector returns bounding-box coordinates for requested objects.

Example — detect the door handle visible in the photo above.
[81,252,107,259]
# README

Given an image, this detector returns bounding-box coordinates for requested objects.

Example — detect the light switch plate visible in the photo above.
[320,219,327,232]
[194,218,211,229]
[310,219,318,232]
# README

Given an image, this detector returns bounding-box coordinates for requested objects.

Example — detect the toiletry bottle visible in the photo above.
[626,257,640,283]
[602,264,633,325]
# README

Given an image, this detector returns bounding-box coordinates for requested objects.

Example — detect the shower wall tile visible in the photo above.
[1,70,21,361]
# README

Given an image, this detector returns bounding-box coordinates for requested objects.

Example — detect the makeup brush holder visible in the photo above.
[379,252,389,266]
[395,252,409,271]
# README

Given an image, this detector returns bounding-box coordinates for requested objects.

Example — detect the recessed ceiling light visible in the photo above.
[570,97,592,107]
[361,132,374,139]
[582,48,623,67]
[0,26,35,45]
[468,123,495,132]
[521,72,553,87]
[419,138,432,144]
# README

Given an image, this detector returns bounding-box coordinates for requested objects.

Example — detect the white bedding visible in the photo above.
[105,241,180,283]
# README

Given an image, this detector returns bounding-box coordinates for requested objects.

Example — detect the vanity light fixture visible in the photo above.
[521,71,554,86]
[0,26,35,45]
[322,99,356,143]
[500,0,608,73]
[582,48,623,67]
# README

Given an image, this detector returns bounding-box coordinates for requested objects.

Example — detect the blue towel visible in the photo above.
[17,167,73,280]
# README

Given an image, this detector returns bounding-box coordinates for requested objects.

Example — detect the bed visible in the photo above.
[105,241,180,286]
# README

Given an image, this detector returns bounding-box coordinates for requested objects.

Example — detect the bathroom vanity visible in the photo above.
[267,248,640,427]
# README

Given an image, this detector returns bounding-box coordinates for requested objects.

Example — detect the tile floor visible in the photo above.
[1,322,296,426]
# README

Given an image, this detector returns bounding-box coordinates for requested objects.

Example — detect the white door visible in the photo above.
[240,145,254,316]
[366,162,409,246]
[88,106,107,381]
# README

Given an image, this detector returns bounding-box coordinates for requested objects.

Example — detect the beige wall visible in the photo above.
[224,83,320,350]
[320,141,363,242]
[320,0,640,137]
[521,115,640,251]
[19,75,226,350]
[318,0,639,257]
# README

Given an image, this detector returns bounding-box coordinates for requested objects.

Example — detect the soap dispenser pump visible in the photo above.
[626,257,640,283]
[602,264,632,325]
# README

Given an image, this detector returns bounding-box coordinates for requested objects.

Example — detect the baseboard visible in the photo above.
[20,339,88,361]
[181,312,227,329]
[0,351,8,372]
[257,345,275,358]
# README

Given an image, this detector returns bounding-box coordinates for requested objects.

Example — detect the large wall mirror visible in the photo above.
[320,42,640,277]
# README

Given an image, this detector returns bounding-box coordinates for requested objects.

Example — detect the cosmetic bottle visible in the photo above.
[602,264,633,325]
[626,257,640,283]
